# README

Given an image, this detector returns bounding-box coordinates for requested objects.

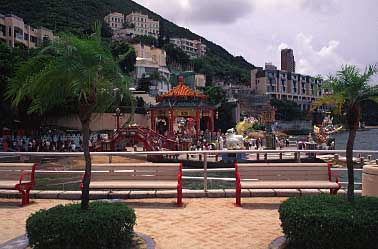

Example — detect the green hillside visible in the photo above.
[0,0,254,84]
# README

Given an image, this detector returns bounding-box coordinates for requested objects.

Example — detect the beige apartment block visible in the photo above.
[251,66,324,111]
[132,43,170,79]
[170,38,206,59]
[0,13,54,48]
[104,12,125,30]
[125,12,159,39]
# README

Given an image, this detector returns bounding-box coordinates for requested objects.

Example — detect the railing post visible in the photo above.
[203,153,208,192]
[108,155,112,164]
[279,152,283,160]
[296,152,301,163]
[256,153,260,160]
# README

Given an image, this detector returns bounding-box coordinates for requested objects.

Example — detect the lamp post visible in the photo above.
[115,107,121,131]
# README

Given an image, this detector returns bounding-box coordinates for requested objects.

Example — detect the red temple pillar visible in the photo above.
[169,109,174,136]
[209,111,214,131]
[195,109,200,136]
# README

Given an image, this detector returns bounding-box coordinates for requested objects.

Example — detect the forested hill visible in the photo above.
[0,0,255,84]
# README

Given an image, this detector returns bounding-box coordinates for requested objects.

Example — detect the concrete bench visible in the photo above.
[81,163,183,206]
[0,163,37,206]
[235,162,341,206]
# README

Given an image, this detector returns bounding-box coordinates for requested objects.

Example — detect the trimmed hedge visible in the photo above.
[279,195,378,249]
[26,202,136,249]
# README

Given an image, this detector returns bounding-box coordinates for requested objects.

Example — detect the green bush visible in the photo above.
[26,202,136,249]
[279,195,378,249]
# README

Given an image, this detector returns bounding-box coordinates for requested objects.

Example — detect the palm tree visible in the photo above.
[314,64,378,202]
[5,23,134,209]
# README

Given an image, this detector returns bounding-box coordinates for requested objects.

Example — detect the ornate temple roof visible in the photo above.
[156,76,207,102]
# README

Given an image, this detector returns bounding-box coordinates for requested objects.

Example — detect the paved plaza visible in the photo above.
[0,197,285,249]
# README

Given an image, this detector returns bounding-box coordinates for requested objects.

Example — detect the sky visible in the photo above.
[133,0,378,79]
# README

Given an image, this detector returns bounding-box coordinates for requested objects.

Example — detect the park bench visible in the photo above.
[235,162,341,206]
[0,163,37,206]
[81,163,183,206]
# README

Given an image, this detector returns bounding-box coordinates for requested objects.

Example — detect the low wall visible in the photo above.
[44,113,149,131]
[274,120,312,131]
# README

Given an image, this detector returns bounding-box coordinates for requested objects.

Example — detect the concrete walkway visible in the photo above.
[0,197,285,249]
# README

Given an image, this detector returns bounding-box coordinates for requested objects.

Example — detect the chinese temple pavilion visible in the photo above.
[150,76,216,137]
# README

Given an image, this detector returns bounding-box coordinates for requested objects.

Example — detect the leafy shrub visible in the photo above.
[279,195,378,249]
[26,202,136,249]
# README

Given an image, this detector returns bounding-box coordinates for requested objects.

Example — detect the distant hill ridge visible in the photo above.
[0,0,255,83]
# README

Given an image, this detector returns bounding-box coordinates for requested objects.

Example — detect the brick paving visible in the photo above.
[0,197,285,249]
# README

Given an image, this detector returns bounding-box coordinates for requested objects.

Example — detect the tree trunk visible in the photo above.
[80,118,92,210]
[346,106,360,203]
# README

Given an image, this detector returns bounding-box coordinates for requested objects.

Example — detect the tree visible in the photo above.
[270,99,306,121]
[110,41,136,74]
[0,42,40,129]
[5,23,134,210]
[313,64,378,202]
[163,43,190,68]
[198,86,226,105]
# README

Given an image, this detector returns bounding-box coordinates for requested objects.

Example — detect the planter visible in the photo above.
[362,165,378,196]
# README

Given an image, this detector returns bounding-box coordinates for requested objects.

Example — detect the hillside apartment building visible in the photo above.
[104,12,159,40]
[0,13,54,48]
[170,38,206,59]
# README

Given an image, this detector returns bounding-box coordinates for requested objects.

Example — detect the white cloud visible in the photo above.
[134,0,253,25]
[288,33,355,76]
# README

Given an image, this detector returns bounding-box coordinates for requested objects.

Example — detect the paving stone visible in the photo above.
[129,190,156,199]
[206,189,226,198]
[249,189,276,197]
[274,189,301,197]
[0,197,287,249]
[299,189,321,196]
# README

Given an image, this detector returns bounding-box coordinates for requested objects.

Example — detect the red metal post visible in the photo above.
[235,162,241,207]
[177,163,183,206]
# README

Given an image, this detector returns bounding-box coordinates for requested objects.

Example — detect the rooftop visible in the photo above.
[157,76,207,102]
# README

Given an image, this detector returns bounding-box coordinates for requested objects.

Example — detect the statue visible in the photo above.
[224,128,245,150]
